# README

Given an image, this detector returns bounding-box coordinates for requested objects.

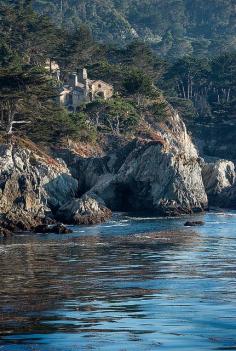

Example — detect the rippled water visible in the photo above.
[0,211,236,351]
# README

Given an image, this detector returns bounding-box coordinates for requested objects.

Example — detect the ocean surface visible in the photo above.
[0,210,236,351]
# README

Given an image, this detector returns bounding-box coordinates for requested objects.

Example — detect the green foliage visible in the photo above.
[0,62,60,134]
[86,97,140,135]
[26,109,82,143]
[70,112,97,143]
[86,60,125,92]
[55,25,99,71]
[0,0,60,65]
[0,1,77,140]
[167,97,197,120]
[123,68,153,96]
[0,0,235,152]
[26,0,236,58]
[150,101,170,122]
[162,53,236,122]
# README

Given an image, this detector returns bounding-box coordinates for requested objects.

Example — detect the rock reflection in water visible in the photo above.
[0,231,197,338]
[0,212,236,351]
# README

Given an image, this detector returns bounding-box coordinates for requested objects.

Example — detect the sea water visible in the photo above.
[0,210,236,351]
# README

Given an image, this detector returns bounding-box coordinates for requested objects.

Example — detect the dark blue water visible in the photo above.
[0,210,236,351]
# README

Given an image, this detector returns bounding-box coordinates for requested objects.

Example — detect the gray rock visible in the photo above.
[75,113,208,215]
[184,221,205,227]
[202,160,235,196]
[0,226,12,238]
[202,160,236,207]
[57,193,112,225]
[34,224,73,234]
[221,183,236,208]
[0,142,78,231]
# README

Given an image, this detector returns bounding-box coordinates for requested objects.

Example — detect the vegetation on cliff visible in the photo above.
[0,0,235,232]
[0,0,235,160]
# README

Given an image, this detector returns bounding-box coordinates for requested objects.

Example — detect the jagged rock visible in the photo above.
[2,211,43,232]
[202,160,235,196]
[202,160,236,207]
[0,226,12,238]
[51,224,73,234]
[0,139,78,232]
[184,221,205,227]
[221,183,236,208]
[34,224,73,234]
[34,224,50,233]
[73,113,208,215]
[57,193,112,225]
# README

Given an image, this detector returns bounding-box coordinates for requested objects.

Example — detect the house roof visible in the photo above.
[87,79,113,88]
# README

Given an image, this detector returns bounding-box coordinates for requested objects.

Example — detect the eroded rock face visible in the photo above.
[73,113,208,215]
[221,183,236,208]
[202,160,235,196]
[0,142,78,231]
[56,193,112,225]
[202,160,236,208]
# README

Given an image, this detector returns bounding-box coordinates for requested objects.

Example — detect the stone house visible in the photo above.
[60,68,113,112]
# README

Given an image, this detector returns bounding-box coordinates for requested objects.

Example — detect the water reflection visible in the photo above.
[0,212,236,350]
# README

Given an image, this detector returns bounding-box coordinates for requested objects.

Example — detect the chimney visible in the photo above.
[68,72,78,87]
[83,68,88,80]
[56,70,60,81]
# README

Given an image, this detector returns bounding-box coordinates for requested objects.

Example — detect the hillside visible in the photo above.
[0,0,235,162]
[32,0,236,57]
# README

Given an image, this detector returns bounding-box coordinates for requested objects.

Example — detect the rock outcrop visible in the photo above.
[202,160,235,195]
[0,109,214,232]
[34,224,73,234]
[221,183,236,208]
[184,221,205,227]
[72,113,208,215]
[57,193,112,225]
[0,139,78,231]
[202,160,236,208]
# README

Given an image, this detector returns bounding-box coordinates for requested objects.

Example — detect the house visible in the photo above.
[60,68,114,112]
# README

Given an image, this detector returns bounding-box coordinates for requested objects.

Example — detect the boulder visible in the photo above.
[184,221,205,227]
[202,160,236,208]
[0,139,78,232]
[57,193,112,225]
[34,224,73,234]
[0,226,12,238]
[202,160,235,197]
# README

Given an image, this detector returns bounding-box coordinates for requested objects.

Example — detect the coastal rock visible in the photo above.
[74,113,208,215]
[0,226,12,238]
[34,224,73,234]
[221,183,236,208]
[0,139,78,231]
[57,193,112,225]
[202,160,235,197]
[184,221,205,227]
[202,160,236,207]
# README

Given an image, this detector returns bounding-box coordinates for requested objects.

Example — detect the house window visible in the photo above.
[97,92,105,98]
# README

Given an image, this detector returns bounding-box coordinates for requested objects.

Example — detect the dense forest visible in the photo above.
[0,0,235,159]
[31,0,236,58]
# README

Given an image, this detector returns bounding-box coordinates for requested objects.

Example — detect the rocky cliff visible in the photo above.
[4,109,236,235]
[0,138,78,232]
[71,112,208,215]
